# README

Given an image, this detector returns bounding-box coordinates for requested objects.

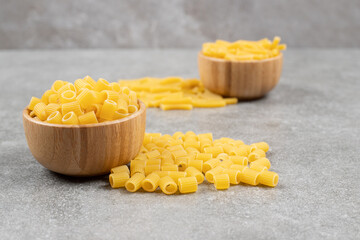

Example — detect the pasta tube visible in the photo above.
[214,174,230,190]
[159,176,178,195]
[178,177,198,194]
[125,173,145,192]
[109,172,130,188]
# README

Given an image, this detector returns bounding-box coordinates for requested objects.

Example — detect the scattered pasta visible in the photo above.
[109,132,280,194]
[202,37,286,61]
[27,76,140,125]
[118,77,238,110]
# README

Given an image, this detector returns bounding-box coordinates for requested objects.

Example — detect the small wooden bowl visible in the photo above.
[23,101,146,177]
[198,52,283,99]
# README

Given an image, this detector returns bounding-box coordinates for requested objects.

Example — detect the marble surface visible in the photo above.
[1,0,360,49]
[0,49,359,239]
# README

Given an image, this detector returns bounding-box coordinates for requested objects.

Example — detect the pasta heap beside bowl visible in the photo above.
[109,132,279,194]
[27,76,140,125]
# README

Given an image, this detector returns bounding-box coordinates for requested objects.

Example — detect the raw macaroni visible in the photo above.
[109,132,279,194]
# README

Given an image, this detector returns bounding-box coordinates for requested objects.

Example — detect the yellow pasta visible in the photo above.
[33,102,47,121]
[146,149,161,159]
[61,101,83,116]
[76,88,94,109]
[229,156,248,165]
[144,164,161,176]
[51,80,66,93]
[46,111,62,124]
[161,165,178,171]
[78,111,98,124]
[109,172,130,188]
[223,169,241,185]
[203,158,221,173]
[27,77,140,125]
[146,158,161,166]
[142,173,161,192]
[185,167,204,184]
[250,158,271,169]
[204,146,224,157]
[41,90,55,104]
[62,112,78,125]
[175,157,188,171]
[160,104,193,110]
[259,170,279,187]
[28,97,41,111]
[158,176,178,195]
[100,99,117,120]
[168,171,186,182]
[109,131,280,195]
[60,90,76,104]
[218,159,233,168]
[214,174,230,190]
[248,149,266,162]
[195,153,213,162]
[205,166,224,183]
[45,103,61,116]
[125,173,145,192]
[250,142,270,152]
[94,78,112,92]
[230,164,248,172]
[250,164,268,172]
[240,168,261,186]
[178,177,198,194]
[187,159,203,172]
[111,165,130,174]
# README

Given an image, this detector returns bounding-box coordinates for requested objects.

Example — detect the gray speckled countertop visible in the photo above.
[0,49,359,240]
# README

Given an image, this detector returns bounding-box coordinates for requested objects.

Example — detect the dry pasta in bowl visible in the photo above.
[27,76,140,125]
[118,77,238,110]
[202,36,286,61]
[109,132,280,194]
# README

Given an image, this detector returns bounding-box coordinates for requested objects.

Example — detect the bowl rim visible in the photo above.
[23,100,146,129]
[198,51,283,63]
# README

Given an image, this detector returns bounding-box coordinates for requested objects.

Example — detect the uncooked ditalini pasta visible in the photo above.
[202,37,286,61]
[248,149,266,162]
[214,174,230,190]
[27,76,140,124]
[111,165,130,174]
[109,132,279,194]
[141,173,161,192]
[159,176,178,195]
[185,167,204,184]
[178,177,198,194]
[250,158,271,169]
[223,169,241,185]
[62,112,78,125]
[109,172,130,188]
[118,77,238,110]
[46,111,62,124]
[125,173,145,192]
[258,171,279,187]
[205,166,225,183]
[240,168,261,186]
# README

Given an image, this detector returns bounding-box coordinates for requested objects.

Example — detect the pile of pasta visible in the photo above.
[118,77,238,110]
[27,76,140,125]
[109,132,279,194]
[202,36,286,61]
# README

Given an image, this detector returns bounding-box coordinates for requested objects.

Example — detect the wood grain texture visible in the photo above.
[23,101,146,177]
[198,52,283,99]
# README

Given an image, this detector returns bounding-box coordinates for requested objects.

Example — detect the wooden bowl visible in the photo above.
[23,101,146,177]
[198,52,283,99]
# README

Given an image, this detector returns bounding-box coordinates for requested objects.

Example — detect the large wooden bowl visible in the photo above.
[23,101,146,177]
[198,52,283,99]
